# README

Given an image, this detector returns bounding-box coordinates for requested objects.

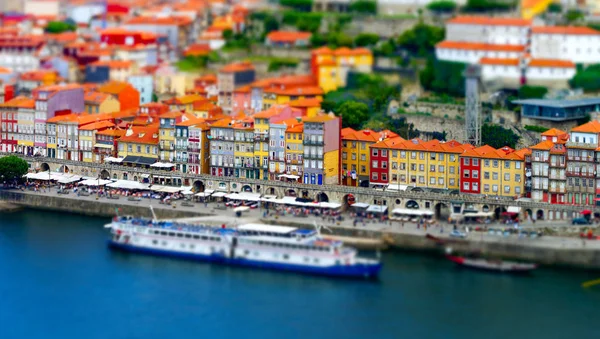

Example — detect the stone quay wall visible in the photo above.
[0,190,204,219]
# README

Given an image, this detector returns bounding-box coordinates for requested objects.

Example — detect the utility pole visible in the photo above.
[464,64,482,146]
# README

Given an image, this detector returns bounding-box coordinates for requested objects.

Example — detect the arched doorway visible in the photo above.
[59,165,69,173]
[435,202,450,220]
[241,185,252,192]
[113,173,118,180]
[406,200,419,209]
[343,194,355,208]
[267,187,276,195]
[123,173,128,180]
[100,170,110,179]
[316,192,329,202]
[193,180,205,193]
[482,205,490,212]
[286,189,296,197]
[40,163,50,172]
[536,210,544,220]
[450,190,460,195]
[410,187,424,192]
[525,209,533,221]
[494,207,506,220]
[301,190,309,198]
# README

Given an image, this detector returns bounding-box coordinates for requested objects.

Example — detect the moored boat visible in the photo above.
[446,255,537,273]
[105,216,382,279]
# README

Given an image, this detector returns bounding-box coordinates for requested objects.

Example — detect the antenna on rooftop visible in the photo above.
[464,64,482,146]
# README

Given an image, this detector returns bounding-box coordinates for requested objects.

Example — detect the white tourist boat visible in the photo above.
[105,214,382,278]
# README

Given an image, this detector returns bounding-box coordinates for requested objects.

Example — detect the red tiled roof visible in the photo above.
[528,59,575,68]
[266,31,312,43]
[532,26,600,35]
[437,41,525,52]
[480,58,520,66]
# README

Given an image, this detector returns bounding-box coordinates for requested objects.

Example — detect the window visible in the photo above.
[419,152,424,160]
[372,172,378,181]
[381,173,387,181]
[492,185,498,192]
[464,158,470,165]
[382,161,387,169]
[449,167,455,174]
[473,159,479,166]
[372,149,378,156]
[484,184,489,192]
[430,165,435,172]
[484,159,490,166]
[493,160,499,167]
[450,155,456,162]
[504,161,510,169]
[473,183,478,191]
[449,178,455,186]
[484,172,489,179]
[504,185,510,193]
[411,152,416,159]
[401,151,406,159]
[381,150,387,157]
[463,170,470,178]
[515,174,521,182]
[430,177,436,184]
[373,161,378,169]
[463,182,470,190]
[516,162,521,169]
[430,153,436,160]
[439,165,444,173]
[419,164,424,171]
[515,187,521,194]
[504,173,510,181]
[493,173,498,180]
[438,178,444,185]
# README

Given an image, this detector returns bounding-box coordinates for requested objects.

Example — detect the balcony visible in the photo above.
[565,141,597,149]
[187,147,200,153]
[566,155,595,162]
[567,185,596,194]
[549,162,566,167]
[549,173,566,180]
[254,135,269,141]
[549,186,566,193]
[175,145,187,151]
[304,139,324,146]
[286,159,301,165]
[532,156,548,163]
[304,153,323,160]
[269,156,285,162]
[566,171,596,178]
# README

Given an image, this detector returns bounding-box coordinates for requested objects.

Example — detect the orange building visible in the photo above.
[98,81,140,111]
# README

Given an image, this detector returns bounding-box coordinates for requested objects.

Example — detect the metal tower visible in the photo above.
[464,64,482,146]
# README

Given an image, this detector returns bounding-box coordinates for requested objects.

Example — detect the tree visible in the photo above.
[481,124,520,149]
[280,0,313,12]
[222,29,234,41]
[463,0,516,12]
[45,21,76,33]
[420,58,466,97]
[335,101,370,129]
[518,85,548,99]
[569,64,600,92]
[348,1,377,14]
[354,33,379,47]
[426,1,457,13]
[565,9,584,24]
[264,16,279,33]
[397,23,445,57]
[0,156,29,183]
[547,3,562,13]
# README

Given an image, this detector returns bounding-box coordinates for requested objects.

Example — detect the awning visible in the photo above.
[234,206,250,212]
[387,184,408,191]
[94,143,113,149]
[391,208,434,216]
[79,179,112,186]
[212,192,227,197]
[57,174,82,184]
[150,162,175,168]
[351,202,369,209]
[278,174,299,179]
[104,157,124,163]
[122,155,157,166]
[106,180,150,190]
[507,206,521,213]
[367,205,388,213]
[195,192,212,197]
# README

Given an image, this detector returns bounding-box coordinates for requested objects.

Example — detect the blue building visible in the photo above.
[513,98,600,121]
[127,75,154,105]
[84,64,110,83]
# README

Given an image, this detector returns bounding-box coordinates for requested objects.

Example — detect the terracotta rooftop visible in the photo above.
[84,91,111,104]
[528,59,575,68]
[219,61,254,73]
[448,16,531,27]
[532,26,600,35]
[571,120,600,134]
[0,95,35,109]
[266,31,312,42]
[437,41,526,52]
[118,126,160,144]
[79,120,116,131]
[480,58,520,66]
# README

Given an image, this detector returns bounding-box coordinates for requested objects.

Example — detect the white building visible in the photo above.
[480,58,522,82]
[0,37,47,73]
[24,0,60,17]
[525,59,576,87]
[531,26,600,65]
[445,16,531,46]
[435,41,525,64]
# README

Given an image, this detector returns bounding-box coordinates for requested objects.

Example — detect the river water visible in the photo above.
[0,210,599,339]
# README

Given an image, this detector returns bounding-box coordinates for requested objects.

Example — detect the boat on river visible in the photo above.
[105,216,382,279]
[446,255,537,273]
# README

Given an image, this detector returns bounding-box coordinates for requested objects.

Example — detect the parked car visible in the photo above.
[232,201,243,207]
[573,217,592,225]
[449,230,467,239]
[247,202,259,209]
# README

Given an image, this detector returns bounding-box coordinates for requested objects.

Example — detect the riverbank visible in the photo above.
[3,189,600,270]
[0,201,22,212]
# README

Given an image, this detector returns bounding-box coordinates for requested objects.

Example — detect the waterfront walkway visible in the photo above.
[5,188,600,251]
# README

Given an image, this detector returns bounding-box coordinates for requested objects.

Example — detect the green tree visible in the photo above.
[464,0,516,12]
[397,23,445,57]
[264,16,280,33]
[547,3,562,13]
[565,9,584,24]
[569,64,600,92]
[335,101,370,129]
[354,33,379,47]
[420,58,466,97]
[45,21,76,33]
[280,0,313,12]
[348,0,377,14]
[223,29,234,41]
[518,85,548,99]
[0,156,29,183]
[481,124,520,149]
[426,1,457,13]
[320,100,337,113]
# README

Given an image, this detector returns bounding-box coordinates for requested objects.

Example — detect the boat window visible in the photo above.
[304,257,310,263]
[283,254,289,260]
[193,235,200,239]
[160,231,167,236]
[190,245,195,249]
[180,243,185,248]
[216,238,221,242]
[335,260,341,265]
[162,241,167,246]
[168,232,175,237]
[314,258,319,263]
[185,234,191,238]
[258,241,264,245]
[177,233,183,238]
[244,250,250,255]
[201,236,208,240]
[152,240,158,245]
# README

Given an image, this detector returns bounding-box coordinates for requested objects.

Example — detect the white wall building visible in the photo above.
[445,16,531,46]
[435,41,525,64]
[531,26,600,65]
[24,0,60,17]
[480,58,522,82]
[525,59,576,84]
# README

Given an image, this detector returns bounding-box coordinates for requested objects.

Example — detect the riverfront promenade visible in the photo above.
[3,188,600,253]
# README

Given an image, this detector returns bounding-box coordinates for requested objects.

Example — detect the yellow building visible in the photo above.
[302,113,341,186]
[521,0,554,20]
[154,73,193,97]
[84,91,121,114]
[311,46,374,93]
[253,106,296,180]
[78,120,116,163]
[289,97,322,118]
[341,128,398,186]
[158,111,183,162]
[285,120,304,182]
[233,119,256,179]
[117,125,160,160]
[163,94,205,112]
[386,139,471,190]
[466,146,526,197]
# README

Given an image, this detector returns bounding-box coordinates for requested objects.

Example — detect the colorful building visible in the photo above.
[566,121,600,205]
[209,117,235,177]
[284,119,304,183]
[84,91,121,114]
[217,62,255,114]
[94,128,125,164]
[79,120,116,163]
[0,96,33,154]
[117,125,160,166]
[98,81,140,111]
[302,113,341,186]
[233,118,256,179]
[163,94,205,112]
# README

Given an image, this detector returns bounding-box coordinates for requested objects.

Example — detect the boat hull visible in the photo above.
[446,255,537,274]
[109,241,382,279]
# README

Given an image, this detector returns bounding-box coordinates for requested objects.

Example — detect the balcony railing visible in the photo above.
[549,186,566,193]
[549,173,566,180]
[254,135,269,141]
[286,159,301,165]
[566,171,596,178]
[532,157,548,162]
[269,156,285,162]
[549,162,566,167]
[304,139,324,146]
[566,155,595,161]
[565,141,597,149]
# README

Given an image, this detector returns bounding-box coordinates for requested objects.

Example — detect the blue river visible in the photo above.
[0,210,599,339]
